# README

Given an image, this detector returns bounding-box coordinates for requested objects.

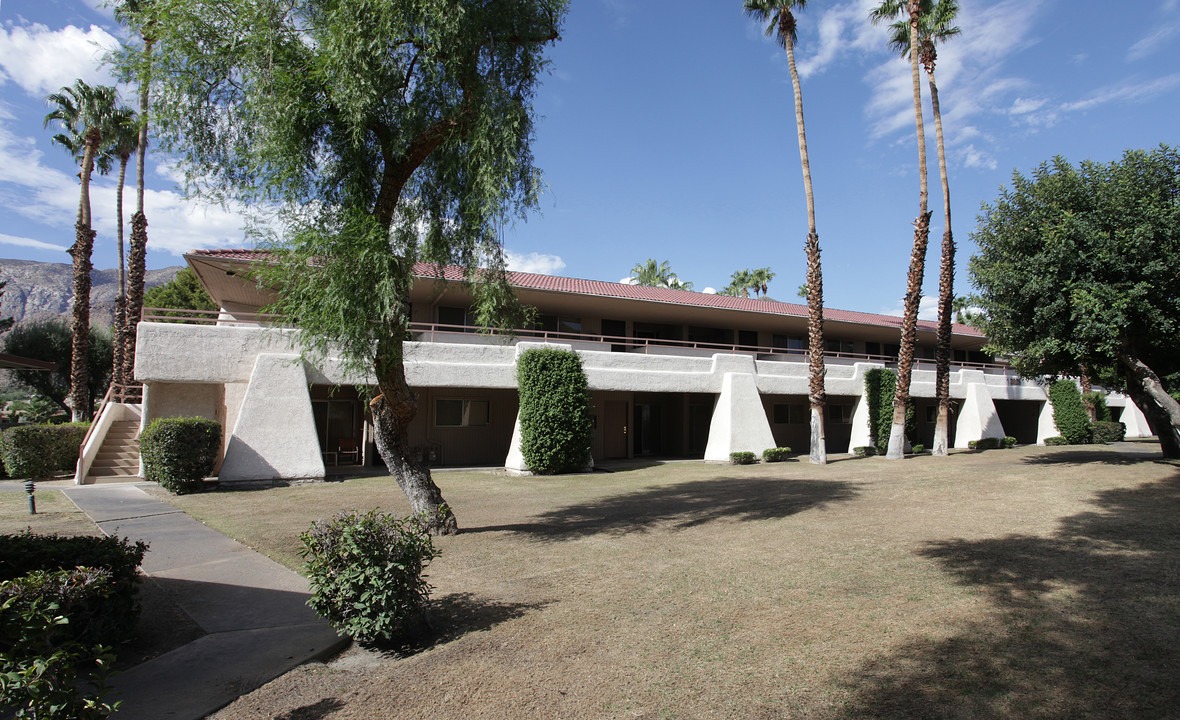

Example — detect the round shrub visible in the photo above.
[1002,436,1017,449]
[0,422,89,479]
[300,509,438,645]
[853,446,876,457]
[762,447,792,462]
[516,349,592,475]
[910,443,926,454]
[1044,436,1069,446]
[730,451,757,465]
[1092,421,1127,444]
[139,417,221,494]
[1049,380,1092,445]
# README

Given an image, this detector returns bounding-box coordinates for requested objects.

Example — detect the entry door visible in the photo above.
[605,401,629,459]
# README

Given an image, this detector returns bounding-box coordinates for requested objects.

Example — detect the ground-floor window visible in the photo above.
[435,399,490,427]
[773,403,808,424]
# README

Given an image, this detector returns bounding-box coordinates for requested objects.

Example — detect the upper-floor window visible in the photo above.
[533,314,582,335]
[772,335,806,353]
[826,339,855,355]
[437,306,476,329]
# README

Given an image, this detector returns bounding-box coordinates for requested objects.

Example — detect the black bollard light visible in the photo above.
[24,480,35,515]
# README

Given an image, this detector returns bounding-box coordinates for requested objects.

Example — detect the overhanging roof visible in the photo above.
[0,353,57,371]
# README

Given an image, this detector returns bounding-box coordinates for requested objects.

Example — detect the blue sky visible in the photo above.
[1,0,1177,318]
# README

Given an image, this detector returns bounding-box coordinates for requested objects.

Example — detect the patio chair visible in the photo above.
[338,438,360,465]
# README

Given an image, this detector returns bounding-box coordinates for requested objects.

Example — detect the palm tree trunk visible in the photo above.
[69,142,97,422]
[928,62,954,457]
[887,0,932,459]
[113,156,129,389]
[785,33,826,465]
[122,37,153,389]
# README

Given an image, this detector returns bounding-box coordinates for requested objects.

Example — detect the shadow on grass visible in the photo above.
[1021,443,1178,467]
[828,473,1180,720]
[365,593,550,656]
[467,476,859,540]
[274,698,346,720]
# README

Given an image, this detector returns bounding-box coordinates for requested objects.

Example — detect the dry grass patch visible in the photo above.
[0,485,100,537]
[154,443,1179,720]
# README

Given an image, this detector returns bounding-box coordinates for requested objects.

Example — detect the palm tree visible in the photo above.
[44,80,120,420]
[750,266,776,298]
[744,0,826,464]
[115,0,155,396]
[871,0,931,459]
[630,259,674,288]
[107,108,139,390]
[874,0,959,456]
[721,269,754,298]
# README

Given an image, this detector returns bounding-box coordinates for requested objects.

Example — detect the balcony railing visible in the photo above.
[139,308,1008,372]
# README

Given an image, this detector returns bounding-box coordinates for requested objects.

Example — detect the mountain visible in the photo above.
[0,259,183,329]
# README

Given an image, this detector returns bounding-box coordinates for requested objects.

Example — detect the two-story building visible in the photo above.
[76,249,1155,484]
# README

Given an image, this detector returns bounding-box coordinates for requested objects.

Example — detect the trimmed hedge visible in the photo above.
[1092,421,1127,444]
[853,446,876,457]
[1044,436,1069,446]
[516,349,592,475]
[0,531,148,645]
[762,447,792,462]
[864,368,916,453]
[1049,380,1092,445]
[0,422,89,479]
[911,444,926,454]
[300,510,438,645]
[140,417,222,494]
[968,437,1002,451]
[1002,436,1017,449]
[730,451,757,465]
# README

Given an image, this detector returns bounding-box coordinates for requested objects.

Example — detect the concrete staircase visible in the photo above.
[87,421,141,483]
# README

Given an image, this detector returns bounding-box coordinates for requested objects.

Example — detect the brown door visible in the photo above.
[605,400,629,459]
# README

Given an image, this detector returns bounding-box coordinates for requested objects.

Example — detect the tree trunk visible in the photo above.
[786,31,826,465]
[122,212,148,385]
[1118,351,1180,458]
[886,1,931,460]
[927,59,953,457]
[370,353,458,535]
[113,156,129,388]
[69,221,95,421]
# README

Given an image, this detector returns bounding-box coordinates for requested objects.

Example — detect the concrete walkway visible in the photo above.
[63,484,347,720]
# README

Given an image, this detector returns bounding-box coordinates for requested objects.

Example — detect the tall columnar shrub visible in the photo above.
[1049,380,1092,445]
[864,368,915,453]
[300,510,438,645]
[139,417,222,494]
[516,349,592,475]
[0,423,89,479]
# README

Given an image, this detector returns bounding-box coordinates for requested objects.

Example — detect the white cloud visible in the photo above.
[1127,23,1180,61]
[505,251,566,275]
[0,233,69,252]
[0,120,249,257]
[796,0,886,79]
[1060,73,1180,112]
[702,287,717,295]
[0,23,120,97]
[961,144,997,171]
[880,295,939,321]
[1009,97,1047,115]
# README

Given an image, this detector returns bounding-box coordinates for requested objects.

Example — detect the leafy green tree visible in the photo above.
[872,0,960,456]
[44,80,121,420]
[870,0,932,459]
[132,0,566,533]
[142,267,217,316]
[969,146,1180,456]
[3,320,113,418]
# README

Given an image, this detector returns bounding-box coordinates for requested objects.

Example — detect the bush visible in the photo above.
[910,444,926,454]
[853,446,876,457]
[762,447,792,462]
[0,575,120,719]
[0,531,148,644]
[1044,436,1069,446]
[301,510,439,645]
[139,417,221,494]
[1002,436,1017,449]
[968,437,1002,451]
[864,368,916,453]
[1049,380,1093,444]
[729,451,757,465]
[1092,421,1127,444]
[0,422,88,479]
[516,349,592,475]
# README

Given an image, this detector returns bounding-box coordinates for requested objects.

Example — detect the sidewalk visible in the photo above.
[62,484,348,720]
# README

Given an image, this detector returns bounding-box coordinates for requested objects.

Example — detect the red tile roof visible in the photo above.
[187,248,984,338]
